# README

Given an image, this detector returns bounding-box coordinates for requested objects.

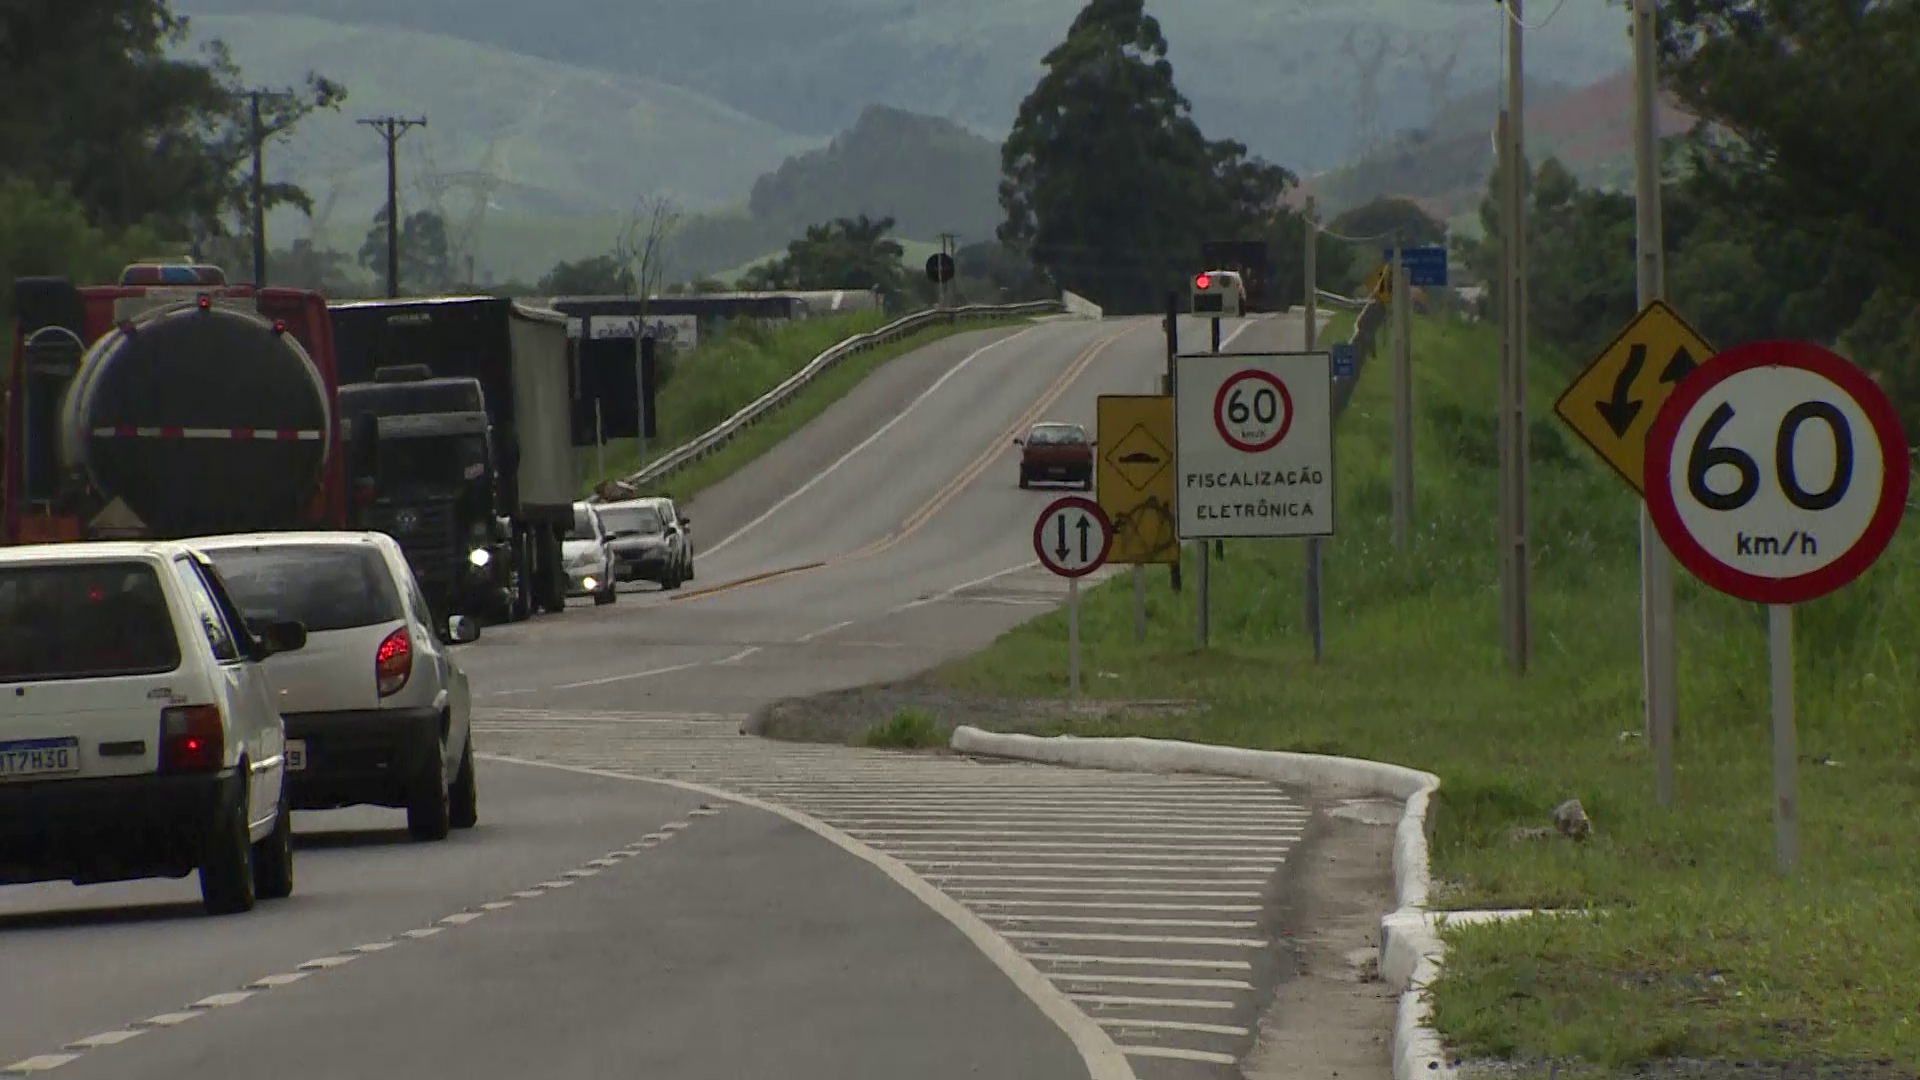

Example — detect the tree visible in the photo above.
[740,214,908,298]
[610,195,682,302]
[0,179,168,318]
[0,1,344,240]
[358,207,454,295]
[1655,0,1920,291]
[538,256,634,296]
[996,0,1299,314]
[1327,197,1447,248]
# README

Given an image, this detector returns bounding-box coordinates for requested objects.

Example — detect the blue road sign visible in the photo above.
[1383,245,1449,287]
[1331,343,1356,379]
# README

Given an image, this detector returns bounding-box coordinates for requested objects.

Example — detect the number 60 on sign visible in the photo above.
[1644,340,1910,605]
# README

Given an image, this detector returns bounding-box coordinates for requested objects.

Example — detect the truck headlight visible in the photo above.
[469,547,491,568]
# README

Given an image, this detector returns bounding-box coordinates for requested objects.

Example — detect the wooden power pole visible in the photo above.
[357,115,427,297]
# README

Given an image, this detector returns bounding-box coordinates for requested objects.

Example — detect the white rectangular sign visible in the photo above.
[565,313,698,350]
[1173,351,1335,539]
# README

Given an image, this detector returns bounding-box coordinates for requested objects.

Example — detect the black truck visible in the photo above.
[328,297,581,623]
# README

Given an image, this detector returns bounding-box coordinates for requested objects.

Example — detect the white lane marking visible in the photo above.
[511,888,546,899]
[985,914,1257,929]
[564,868,601,878]
[904,848,1286,861]
[902,860,1280,873]
[1050,973,1254,990]
[832,812,1307,825]
[1033,955,1253,971]
[935,884,1263,896]
[714,647,758,665]
[552,660,706,690]
[481,754,1141,1080]
[65,1031,141,1049]
[296,955,355,970]
[2,1054,80,1072]
[536,880,575,889]
[1099,1018,1251,1037]
[1000,931,1268,948]
[1069,994,1236,1011]
[1116,1045,1239,1065]
[971,900,1260,912]
[893,560,1043,612]
[701,324,1047,560]
[853,831,1301,844]
[923,875,1266,889]
[794,619,853,642]
[5,818,711,1076]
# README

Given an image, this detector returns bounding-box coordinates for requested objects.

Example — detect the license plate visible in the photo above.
[0,737,81,780]
[286,740,307,772]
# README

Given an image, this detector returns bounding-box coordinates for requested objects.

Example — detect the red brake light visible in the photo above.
[376,627,412,697]
[160,705,224,772]
[1194,273,1211,291]
[272,319,287,334]
[196,293,212,310]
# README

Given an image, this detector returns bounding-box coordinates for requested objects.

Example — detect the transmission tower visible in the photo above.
[412,132,505,284]
[1413,40,1462,127]
[1343,27,1397,159]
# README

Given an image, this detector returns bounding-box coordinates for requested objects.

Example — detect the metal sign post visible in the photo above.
[1390,248,1413,547]
[1304,201,1324,661]
[1033,496,1115,697]
[1644,339,1910,874]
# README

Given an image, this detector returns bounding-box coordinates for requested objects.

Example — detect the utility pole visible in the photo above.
[938,232,958,309]
[1632,0,1677,804]
[249,91,268,287]
[1498,0,1532,672]
[1303,196,1324,661]
[358,115,427,298]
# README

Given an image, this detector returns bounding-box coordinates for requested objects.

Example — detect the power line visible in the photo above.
[357,115,428,297]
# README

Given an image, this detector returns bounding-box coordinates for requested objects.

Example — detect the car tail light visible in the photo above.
[160,705,224,772]
[376,626,412,697]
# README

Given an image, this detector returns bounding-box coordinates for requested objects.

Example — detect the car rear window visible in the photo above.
[0,562,182,683]
[202,545,404,633]
[1028,425,1087,445]
[599,506,662,535]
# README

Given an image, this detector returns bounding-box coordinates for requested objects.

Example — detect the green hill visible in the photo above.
[179,0,1631,174]
[185,13,820,274]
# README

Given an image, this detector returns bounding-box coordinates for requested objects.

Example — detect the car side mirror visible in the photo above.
[1012,437,1024,446]
[679,516,690,527]
[447,615,480,644]
[257,619,308,656]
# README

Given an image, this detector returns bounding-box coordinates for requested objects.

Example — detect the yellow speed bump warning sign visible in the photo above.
[1552,299,1714,495]
[1096,394,1178,564]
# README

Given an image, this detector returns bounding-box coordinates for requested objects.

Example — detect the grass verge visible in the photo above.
[931,311,1920,1070]
[581,310,1033,503]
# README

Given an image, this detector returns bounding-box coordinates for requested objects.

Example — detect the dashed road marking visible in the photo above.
[472,710,1307,1078]
[0,802,727,1077]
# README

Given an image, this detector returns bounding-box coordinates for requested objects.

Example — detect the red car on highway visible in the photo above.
[1015,421,1094,490]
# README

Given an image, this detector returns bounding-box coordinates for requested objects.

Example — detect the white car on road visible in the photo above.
[0,541,309,914]
[564,502,619,605]
[190,532,480,841]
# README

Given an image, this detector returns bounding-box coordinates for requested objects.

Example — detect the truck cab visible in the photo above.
[338,367,525,624]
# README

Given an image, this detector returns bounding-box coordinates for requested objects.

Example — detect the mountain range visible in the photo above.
[182,2,1635,280]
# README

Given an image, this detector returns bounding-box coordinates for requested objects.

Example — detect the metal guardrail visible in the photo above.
[595,299,1068,498]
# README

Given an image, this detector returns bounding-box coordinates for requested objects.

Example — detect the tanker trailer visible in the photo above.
[56,295,336,538]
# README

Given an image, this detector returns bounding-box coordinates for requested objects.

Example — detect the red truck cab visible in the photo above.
[3,263,349,546]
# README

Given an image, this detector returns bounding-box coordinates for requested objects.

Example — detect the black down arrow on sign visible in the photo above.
[1595,343,1700,438]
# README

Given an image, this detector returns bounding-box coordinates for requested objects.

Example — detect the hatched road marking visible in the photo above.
[473,709,1309,1077]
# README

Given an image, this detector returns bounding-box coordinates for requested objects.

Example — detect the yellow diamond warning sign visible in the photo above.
[1105,422,1171,491]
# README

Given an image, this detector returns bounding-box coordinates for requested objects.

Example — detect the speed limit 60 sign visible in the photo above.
[1174,351,1335,539]
[1645,339,1910,604]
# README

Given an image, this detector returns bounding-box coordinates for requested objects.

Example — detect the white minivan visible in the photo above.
[0,542,308,915]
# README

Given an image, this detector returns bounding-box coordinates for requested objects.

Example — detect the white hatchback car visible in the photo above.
[190,532,480,841]
[0,541,308,915]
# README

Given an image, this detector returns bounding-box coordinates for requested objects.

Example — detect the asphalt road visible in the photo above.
[2,311,1315,1080]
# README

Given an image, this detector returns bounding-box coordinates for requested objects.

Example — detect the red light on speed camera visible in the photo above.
[1193,273,1211,291]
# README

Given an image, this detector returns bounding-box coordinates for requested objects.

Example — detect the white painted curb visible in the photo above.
[947,726,1456,1080]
